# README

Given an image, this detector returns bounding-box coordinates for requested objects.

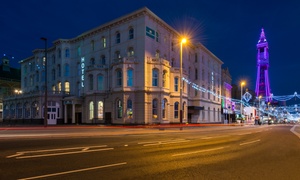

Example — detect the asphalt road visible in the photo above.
[1,124,300,180]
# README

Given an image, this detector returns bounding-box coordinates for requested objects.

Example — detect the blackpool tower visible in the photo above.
[255,28,271,101]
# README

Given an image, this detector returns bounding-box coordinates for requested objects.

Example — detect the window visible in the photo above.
[58,82,61,92]
[127,99,133,117]
[115,51,121,59]
[98,101,103,119]
[89,74,93,90]
[174,102,179,118]
[152,69,158,86]
[127,47,134,57]
[195,53,198,62]
[129,28,134,39]
[116,32,120,44]
[36,71,39,82]
[174,77,179,92]
[90,58,95,65]
[64,64,70,77]
[162,98,167,118]
[171,42,174,51]
[77,46,81,56]
[31,102,39,118]
[91,40,95,51]
[116,69,122,87]
[152,99,158,118]
[97,75,104,90]
[101,55,106,65]
[24,103,30,119]
[195,68,198,80]
[65,81,70,93]
[65,48,70,58]
[102,37,106,48]
[17,103,22,118]
[89,101,94,120]
[117,99,122,118]
[155,31,159,42]
[127,69,133,87]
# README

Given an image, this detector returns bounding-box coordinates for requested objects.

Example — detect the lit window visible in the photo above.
[117,99,122,118]
[127,99,133,117]
[102,37,106,48]
[65,81,70,93]
[127,47,134,57]
[58,82,61,92]
[162,99,167,118]
[89,101,94,120]
[98,101,103,119]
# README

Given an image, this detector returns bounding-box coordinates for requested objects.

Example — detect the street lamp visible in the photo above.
[180,38,186,124]
[41,37,48,127]
[258,95,262,117]
[14,89,22,94]
[240,81,245,117]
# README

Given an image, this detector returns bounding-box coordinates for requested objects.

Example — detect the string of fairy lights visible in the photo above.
[183,77,300,120]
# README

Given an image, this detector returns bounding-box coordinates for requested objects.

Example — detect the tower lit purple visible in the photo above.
[255,28,271,101]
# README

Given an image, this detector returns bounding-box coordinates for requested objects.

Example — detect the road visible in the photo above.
[1,124,300,180]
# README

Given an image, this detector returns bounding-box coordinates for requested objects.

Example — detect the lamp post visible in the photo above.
[180,38,186,124]
[258,95,262,117]
[41,37,48,127]
[240,81,245,118]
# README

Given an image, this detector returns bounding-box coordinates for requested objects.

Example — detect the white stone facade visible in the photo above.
[3,7,223,124]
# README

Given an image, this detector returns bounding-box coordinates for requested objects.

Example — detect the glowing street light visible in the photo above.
[14,89,22,94]
[180,38,186,124]
[240,81,245,117]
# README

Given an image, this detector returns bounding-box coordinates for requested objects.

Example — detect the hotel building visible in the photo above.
[3,7,224,125]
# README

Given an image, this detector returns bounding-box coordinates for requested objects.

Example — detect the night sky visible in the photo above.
[1,0,300,98]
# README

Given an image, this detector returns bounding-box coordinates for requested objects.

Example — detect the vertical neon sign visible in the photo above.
[81,57,85,87]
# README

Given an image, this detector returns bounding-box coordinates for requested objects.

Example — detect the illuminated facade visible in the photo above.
[3,7,223,125]
[255,28,271,101]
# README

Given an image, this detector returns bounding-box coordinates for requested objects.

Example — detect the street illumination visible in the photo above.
[240,81,245,118]
[41,37,48,128]
[180,38,186,124]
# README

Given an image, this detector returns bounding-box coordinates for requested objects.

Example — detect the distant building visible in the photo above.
[3,7,224,125]
[221,67,233,122]
[0,55,21,122]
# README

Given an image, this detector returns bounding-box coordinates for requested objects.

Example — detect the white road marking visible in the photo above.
[172,146,226,157]
[201,135,229,140]
[16,145,107,154]
[16,148,114,159]
[6,152,23,158]
[18,162,127,180]
[240,139,261,146]
[290,125,300,139]
[138,139,185,145]
[143,139,191,146]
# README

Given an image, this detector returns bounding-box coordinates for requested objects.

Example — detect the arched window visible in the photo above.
[127,69,133,87]
[102,37,106,48]
[89,74,93,90]
[65,81,70,93]
[116,99,122,118]
[129,28,134,39]
[152,69,158,86]
[155,50,160,58]
[97,74,104,90]
[195,68,198,80]
[89,101,94,120]
[174,102,179,118]
[115,51,121,59]
[116,69,122,87]
[65,48,70,58]
[98,101,103,119]
[58,64,61,77]
[90,58,95,65]
[58,82,62,92]
[152,99,158,118]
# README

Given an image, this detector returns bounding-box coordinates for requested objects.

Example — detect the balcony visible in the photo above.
[86,64,107,70]
[112,57,138,65]
[147,57,170,66]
